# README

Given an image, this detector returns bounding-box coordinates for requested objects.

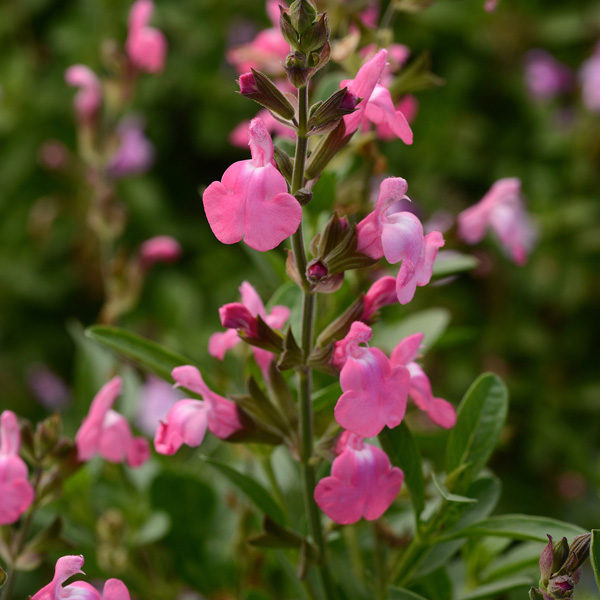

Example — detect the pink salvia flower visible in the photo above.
[154,366,244,455]
[484,0,499,12]
[580,43,600,112]
[203,118,302,251]
[390,333,456,428]
[135,375,183,437]
[342,49,413,144]
[334,322,410,438]
[107,117,155,178]
[457,178,536,266]
[75,377,150,468]
[524,50,573,102]
[31,556,97,600]
[209,281,290,375]
[0,411,34,525]
[314,431,404,524]
[357,177,445,305]
[126,0,167,74]
[65,65,102,124]
[230,109,295,149]
[139,235,182,269]
[362,276,397,320]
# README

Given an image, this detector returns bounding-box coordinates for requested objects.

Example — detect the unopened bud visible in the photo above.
[35,414,62,458]
[219,303,258,338]
[307,259,328,281]
[279,8,298,47]
[308,87,360,133]
[306,258,344,293]
[297,13,330,54]
[307,42,331,72]
[546,575,575,598]
[295,187,312,206]
[238,70,296,121]
[289,0,318,35]
[284,52,312,88]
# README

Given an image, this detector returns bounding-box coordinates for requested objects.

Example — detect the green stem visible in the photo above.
[373,524,387,600]
[291,83,337,600]
[390,535,430,587]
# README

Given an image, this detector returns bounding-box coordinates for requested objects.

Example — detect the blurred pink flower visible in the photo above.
[357,177,444,304]
[27,364,71,411]
[334,322,410,438]
[230,109,295,148]
[0,411,34,525]
[209,281,289,375]
[484,0,499,12]
[107,117,155,178]
[342,49,413,144]
[203,117,302,251]
[139,235,182,269]
[524,50,573,101]
[314,431,404,524]
[457,178,536,265]
[390,333,456,428]
[580,43,600,112]
[65,65,102,123]
[75,377,150,468]
[126,0,167,73]
[154,366,244,454]
[135,375,183,437]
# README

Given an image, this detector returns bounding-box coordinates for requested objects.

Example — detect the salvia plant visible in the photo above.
[2,1,600,600]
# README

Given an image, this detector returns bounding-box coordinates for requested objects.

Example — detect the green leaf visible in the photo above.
[458,575,533,600]
[379,423,425,517]
[201,456,286,526]
[133,511,171,546]
[388,587,428,600]
[86,325,198,381]
[371,308,450,354]
[431,472,477,504]
[432,253,479,279]
[410,567,452,600]
[480,541,543,583]
[439,515,587,543]
[445,373,508,491]
[590,529,600,593]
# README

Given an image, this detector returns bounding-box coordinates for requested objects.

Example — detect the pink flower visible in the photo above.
[139,235,182,269]
[580,43,600,112]
[357,177,445,304]
[230,109,295,149]
[375,95,419,140]
[334,322,410,438]
[31,555,130,600]
[154,366,244,455]
[314,431,404,524]
[484,0,499,11]
[126,0,167,74]
[524,50,573,101]
[390,333,456,428]
[65,65,102,124]
[75,377,150,468]
[457,178,536,266]
[341,49,413,144]
[135,375,183,437]
[107,117,155,178]
[209,281,290,375]
[0,411,34,526]
[362,276,397,320]
[203,118,302,251]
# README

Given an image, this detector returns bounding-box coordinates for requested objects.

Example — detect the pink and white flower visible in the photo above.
[457,178,536,266]
[65,65,102,124]
[203,118,302,251]
[362,276,397,320]
[126,0,167,74]
[334,322,410,438]
[209,281,290,375]
[390,333,456,428]
[314,431,404,524]
[341,49,413,144]
[154,366,244,455]
[357,177,445,304]
[75,377,150,468]
[0,411,34,525]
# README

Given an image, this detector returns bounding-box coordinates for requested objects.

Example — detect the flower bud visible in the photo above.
[556,533,591,575]
[307,259,328,281]
[219,303,259,338]
[289,0,318,35]
[306,259,344,293]
[295,187,313,206]
[279,8,298,47]
[297,13,330,54]
[308,87,360,133]
[238,70,296,121]
[284,52,312,88]
[546,575,575,598]
[307,42,331,72]
[539,535,555,584]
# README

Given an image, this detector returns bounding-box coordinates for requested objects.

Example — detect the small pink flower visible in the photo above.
[390,333,456,428]
[375,95,419,140]
[341,49,413,144]
[107,117,155,178]
[314,431,404,524]
[65,65,102,124]
[362,276,397,320]
[203,118,302,251]
[524,50,573,101]
[230,109,295,149]
[0,411,34,526]
[154,366,244,455]
[139,235,182,269]
[75,377,150,468]
[484,0,499,12]
[209,281,290,375]
[457,178,536,266]
[580,43,600,112]
[135,375,183,437]
[126,0,167,74]
[334,322,410,438]
[357,177,445,304]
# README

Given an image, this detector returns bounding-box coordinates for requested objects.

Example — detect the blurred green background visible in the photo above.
[1,0,600,597]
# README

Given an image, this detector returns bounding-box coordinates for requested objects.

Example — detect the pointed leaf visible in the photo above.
[431,473,477,504]
[86,325,196,381]
[589,529,600,593]
[446,373,508,492]
[458,576,533,600]
[379,423,425,517]
[432,253,479,279]
[201,456,286,526]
